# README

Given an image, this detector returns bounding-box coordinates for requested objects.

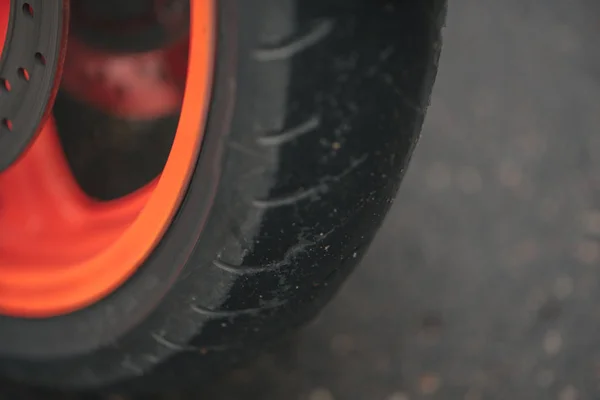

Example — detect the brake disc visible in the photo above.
[0,0,68,172]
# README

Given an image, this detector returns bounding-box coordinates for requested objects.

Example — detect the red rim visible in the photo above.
[0,0,8,56]
[0,0,216,318]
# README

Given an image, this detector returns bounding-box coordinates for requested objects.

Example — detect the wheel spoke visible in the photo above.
[0,117,152,265]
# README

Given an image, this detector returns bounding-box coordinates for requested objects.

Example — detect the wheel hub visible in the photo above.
[0,0,68,172]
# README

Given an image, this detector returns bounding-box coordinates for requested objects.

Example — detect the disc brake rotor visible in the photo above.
[0,0,68,172]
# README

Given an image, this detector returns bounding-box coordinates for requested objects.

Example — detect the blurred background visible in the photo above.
[9,0,600,398]
[197,0,600,399]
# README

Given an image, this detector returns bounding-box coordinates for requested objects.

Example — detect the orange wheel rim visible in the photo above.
[0,0,216,317]
[0,0,9,56]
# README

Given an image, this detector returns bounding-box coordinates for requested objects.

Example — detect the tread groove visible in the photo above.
[251,155,368,209]
[257,116,321,146]
[253,19,335,61]
[213,258,281,275]
[190,301,287,318]
[252,185,323,209]
[151,333,187,352]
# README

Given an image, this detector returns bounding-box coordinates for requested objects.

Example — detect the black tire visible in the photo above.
[0,0,446,393]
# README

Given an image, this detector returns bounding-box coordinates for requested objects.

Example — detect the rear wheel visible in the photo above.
[0,0,446,393]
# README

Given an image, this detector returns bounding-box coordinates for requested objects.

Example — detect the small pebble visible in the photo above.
[498,160,523,188]
[526,287,548,311]
[516,131,547,158]
[387,392,410,400]
[419,373,441,395]
[539,198,560,222]
[464,388,483,400]
[555,25,581,54]
[472,89,497,119]
[426,162,452,191]
[558,385,578,400]
[582,210,600,234]
[536,369,555,387]
[574,240,599,264]
[375,355,392,373]
[105,395,129,400]
[229,368,254,384]
[509,239,539,268]
[543,330,563,355]
[537,298,562,322]
[419,312,444,340]
[308,388,335,400]
[553,276,574,300]
[457,166,482,194]
[330,334,356,356]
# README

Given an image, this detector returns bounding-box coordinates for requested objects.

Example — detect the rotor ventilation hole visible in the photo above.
[22,3,33,17]
[3,119,13,131]
[1,4,43,135]
[17,68,30,81]
[35,52,46,66]
[1,79,11,92]
[0,0,66,172]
